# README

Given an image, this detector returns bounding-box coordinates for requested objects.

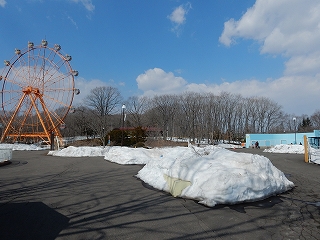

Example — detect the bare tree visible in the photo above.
[148,94,178,139]
[254,97,283,133]
[85,86,122,116]
[242,97,255,133]
[84,86,122,145]
[240,96,283,134]
[177,92,203,142]
[125,96,150,127]
[311,110,320,129]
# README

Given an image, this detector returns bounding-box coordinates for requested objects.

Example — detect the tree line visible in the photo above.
[62,86,320,144]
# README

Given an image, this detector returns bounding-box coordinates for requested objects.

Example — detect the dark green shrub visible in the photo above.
[133,142,145,148]
[107,126,147,146]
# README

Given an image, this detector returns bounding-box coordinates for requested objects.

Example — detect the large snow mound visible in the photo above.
[135,146,294,207]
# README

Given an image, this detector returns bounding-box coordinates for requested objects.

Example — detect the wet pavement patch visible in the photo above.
[0,160,27,168]
[0,160,11,167]
[306,201,320,207]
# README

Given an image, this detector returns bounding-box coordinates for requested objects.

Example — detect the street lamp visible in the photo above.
[102,127,105,148]
[0,123,3,140]
[121,104,126,146]
[293,117,296,144]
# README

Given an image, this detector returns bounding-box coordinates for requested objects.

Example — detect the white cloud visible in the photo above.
[215,0,320,114]
[168,2,192,36]
[136,68,187,96]
[67,15,78,29]
[0,0,6,8]
[70,0,95,12]
[284,53,320,76]
[219,0,320,76]
[168,6,186,24]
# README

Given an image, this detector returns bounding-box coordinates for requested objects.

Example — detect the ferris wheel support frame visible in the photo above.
[0,86,63,143]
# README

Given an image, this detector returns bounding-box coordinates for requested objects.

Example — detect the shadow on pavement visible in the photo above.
[0,202,69,240]
[210,195,284,213]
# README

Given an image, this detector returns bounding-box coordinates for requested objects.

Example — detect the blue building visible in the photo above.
[245,130,320,148]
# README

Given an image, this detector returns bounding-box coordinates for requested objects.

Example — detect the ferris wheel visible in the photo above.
[0,40,80,144]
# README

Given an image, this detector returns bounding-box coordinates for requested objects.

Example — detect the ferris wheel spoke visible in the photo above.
[31,47,51,87]
[42,58,68,82]
[45,88,75,92]
[28,48,73,89]
[42,92,72,109]
[2,79,24,90]
[44,46,57,61]
[5,50,27,78]
[43,63,71,87]
[15,54,30,81]
[2,97,22,110]
[28,48,40,87]
[44,49,67,74]
[3,66,29,88]
[45,77,73,93]
[2,92,24,107]
[31,47,46,87]
[46,77,71,90]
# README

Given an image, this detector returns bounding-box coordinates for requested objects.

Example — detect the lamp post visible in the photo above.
[50,131,55,150]
[102,127,105,148]
[293,117,296,144]
[121,104,126,146]
[0,123,3,141]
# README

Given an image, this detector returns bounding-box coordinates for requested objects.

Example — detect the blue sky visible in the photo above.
[1,0,320,115]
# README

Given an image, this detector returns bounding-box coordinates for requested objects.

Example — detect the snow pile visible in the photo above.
[217,143,243,149]
[263,144,305,154]
[0,143,46,151]
[134,146,294,207]
[104,147,163,165]
[48,146,109,157]
[310,152,320,164]
[263,144,320,164]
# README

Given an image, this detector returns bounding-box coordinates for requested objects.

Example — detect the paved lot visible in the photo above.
[0,148,319,240]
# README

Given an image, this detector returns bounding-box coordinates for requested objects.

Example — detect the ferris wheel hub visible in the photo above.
[22,86,41,95]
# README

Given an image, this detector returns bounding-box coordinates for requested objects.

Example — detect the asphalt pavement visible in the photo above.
[0,148,319,240]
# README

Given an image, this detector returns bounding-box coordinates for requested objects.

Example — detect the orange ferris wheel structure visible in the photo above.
[0,40,80,144]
